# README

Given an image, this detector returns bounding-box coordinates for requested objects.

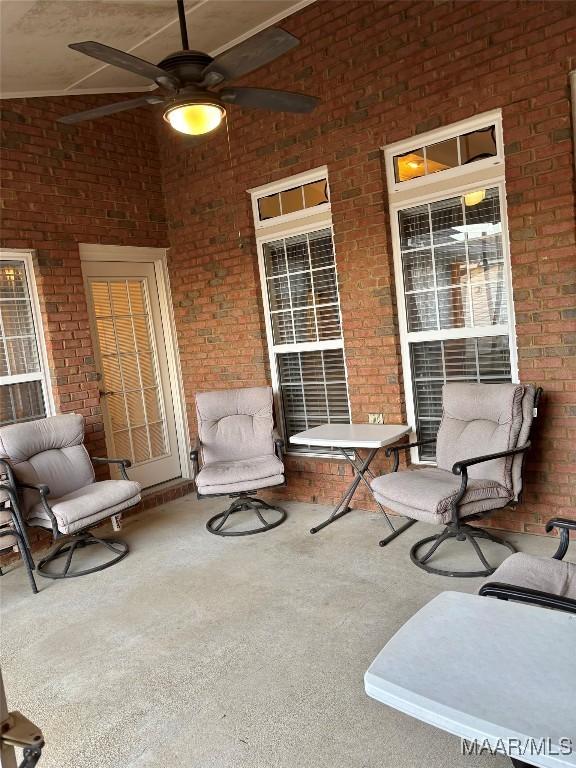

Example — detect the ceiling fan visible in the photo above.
[58,0,319,136]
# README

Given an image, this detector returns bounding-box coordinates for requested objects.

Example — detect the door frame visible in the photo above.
[80,244,191,481]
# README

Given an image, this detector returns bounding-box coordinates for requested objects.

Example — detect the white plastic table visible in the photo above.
[289,424,414,539]
[365,591,576,768]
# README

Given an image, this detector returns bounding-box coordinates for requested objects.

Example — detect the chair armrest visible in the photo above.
[452,442,531,476]
[545,518,576,561]
[385,438,435,472]
[272,429,284,460]
[190,437,201,475]
[18,481,51,497]
[479,581,576,615]
[91,456,132,481]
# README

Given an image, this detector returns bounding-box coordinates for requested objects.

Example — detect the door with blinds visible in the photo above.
[83,261,181,488]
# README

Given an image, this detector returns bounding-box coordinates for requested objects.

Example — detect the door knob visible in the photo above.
[99,390,115,397]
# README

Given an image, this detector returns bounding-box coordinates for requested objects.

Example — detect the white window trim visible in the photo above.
[384,112,519,465]
[383,109,505,196]
[249,165,331,231]
[251,172,351,459]
[0,249,55,420]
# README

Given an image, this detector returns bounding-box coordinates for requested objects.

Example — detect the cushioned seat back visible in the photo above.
[436,383,525,493]
[0,414,94,515]
[196,387,275,464]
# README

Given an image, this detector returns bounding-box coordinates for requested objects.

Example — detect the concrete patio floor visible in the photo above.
[1,496,555,768]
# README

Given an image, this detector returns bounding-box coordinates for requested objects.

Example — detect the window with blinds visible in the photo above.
[257,209,350,454]
[385,113,517,463]
[0,257,49,426]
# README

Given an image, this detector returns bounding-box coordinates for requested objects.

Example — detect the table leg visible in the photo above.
[309,447,416,542]
[379,519,416,547]
[310,448,379,534]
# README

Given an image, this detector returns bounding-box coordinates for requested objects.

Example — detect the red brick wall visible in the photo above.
[1,95,168,459]
[158,0,576,534]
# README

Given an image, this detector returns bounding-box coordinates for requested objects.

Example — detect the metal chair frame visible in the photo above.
[0,456,134,581]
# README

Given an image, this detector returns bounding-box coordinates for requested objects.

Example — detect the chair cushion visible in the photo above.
[371,467,513,525]
[436,383,525,489]
[27,479,141,535]
[196,454,284,495]
[196,387,276,465]
[0,414,95,514]
[484,552,576,601]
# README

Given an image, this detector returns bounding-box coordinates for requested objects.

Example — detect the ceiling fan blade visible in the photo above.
[202,27,299,84]
[220,87,319,114]
[57,95,165,125]
[69,41,180,91]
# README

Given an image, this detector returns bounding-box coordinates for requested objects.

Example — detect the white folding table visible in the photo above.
[365,591,576,768]
[289,423,414,540]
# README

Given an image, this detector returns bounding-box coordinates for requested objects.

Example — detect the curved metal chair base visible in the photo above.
[37,532,129,579]
[410,523,516,578]
[206,495,287,537]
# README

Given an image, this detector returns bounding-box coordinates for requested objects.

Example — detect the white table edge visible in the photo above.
[364,675,573,768]
[289,425,411,449]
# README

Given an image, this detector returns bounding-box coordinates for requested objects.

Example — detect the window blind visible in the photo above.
[398,187,514,461]
[261,227,350,454]
[0,259,47,426]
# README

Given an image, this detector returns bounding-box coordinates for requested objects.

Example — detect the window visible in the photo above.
[384,112,517,462]
[0,253,52,426]
[250,169,351,455]
[393,125,498,184]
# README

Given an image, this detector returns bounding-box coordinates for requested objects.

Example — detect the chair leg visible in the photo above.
[410,523,515,578]
[0,529,38,594]
[37,532,128,579]
[206,495,287,537]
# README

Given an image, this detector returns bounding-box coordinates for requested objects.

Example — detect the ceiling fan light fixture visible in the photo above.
[163,99,225,135]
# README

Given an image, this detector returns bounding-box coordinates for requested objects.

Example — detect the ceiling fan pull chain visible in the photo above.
[177,0,189,51]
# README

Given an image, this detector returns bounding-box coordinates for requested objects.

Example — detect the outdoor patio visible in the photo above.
[1,497,555,768]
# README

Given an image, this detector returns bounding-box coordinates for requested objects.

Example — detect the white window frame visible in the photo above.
[0,250,54,423]
[385,109,505,196]
[383,111,519,464]
[250,166,332,231]
[249,167,351,458]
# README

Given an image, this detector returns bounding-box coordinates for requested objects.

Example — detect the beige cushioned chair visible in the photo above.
[372,382,542,577]
[0,413,141,579]
[480,517,576,614]
[191,386,287,536]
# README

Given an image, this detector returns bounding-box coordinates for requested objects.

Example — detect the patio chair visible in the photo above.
[0,413,141,579]
[371,383,542,577]
[0,484,37,593]
[479,517,576,614]
[191,386,287,536]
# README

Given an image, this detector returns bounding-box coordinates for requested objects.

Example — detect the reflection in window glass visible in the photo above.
[393,124,498,183]
[394,150,426,182]
[399,187,507,334]
[460,126,497,164]
[280,186,304,215]
[426,138,458,174]
[258,193,281,221]
[303,180,329,208]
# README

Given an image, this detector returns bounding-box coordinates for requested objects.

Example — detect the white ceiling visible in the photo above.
[0,0,314,98]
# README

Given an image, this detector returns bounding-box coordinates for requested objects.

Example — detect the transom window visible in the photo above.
[251,169,351,456]
[384,112,518,462]
[0,253,52,426]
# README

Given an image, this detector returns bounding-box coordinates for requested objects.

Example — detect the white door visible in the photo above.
[83,261,181,488]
